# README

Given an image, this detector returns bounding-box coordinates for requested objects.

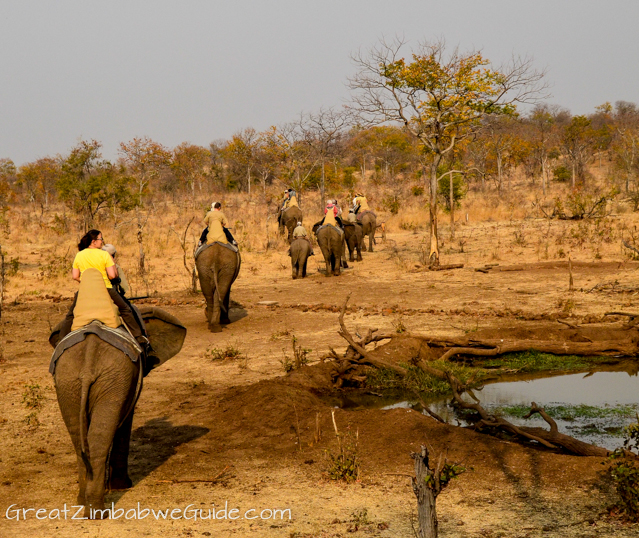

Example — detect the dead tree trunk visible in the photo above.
[412,446,439,538]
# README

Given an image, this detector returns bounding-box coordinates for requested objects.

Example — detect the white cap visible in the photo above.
[102,244,116,256]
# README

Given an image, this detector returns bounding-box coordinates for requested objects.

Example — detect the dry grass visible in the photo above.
[2,169,639,300]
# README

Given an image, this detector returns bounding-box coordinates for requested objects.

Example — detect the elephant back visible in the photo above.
[282,206,302,225]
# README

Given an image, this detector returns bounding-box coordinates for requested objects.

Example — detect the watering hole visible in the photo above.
[333,365,639,451]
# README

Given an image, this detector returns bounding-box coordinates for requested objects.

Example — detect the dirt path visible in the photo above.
[1,228,638,537]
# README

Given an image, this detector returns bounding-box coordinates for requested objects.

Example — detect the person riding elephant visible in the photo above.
[196,241,241,332]
[49,306,187,519]
[199,202,237,246]
[291,221,314,256]
[57,230,146,346]
[352,194,376,252]
[317,200,343,229]
[352,193,370,215]
[101,244,130,296]
[278,190,303,242]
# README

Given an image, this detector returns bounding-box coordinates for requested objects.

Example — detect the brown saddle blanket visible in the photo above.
[49,320,142,375]
[356,210,376,222]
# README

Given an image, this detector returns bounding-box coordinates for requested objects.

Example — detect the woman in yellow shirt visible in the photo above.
[57,230,144,342]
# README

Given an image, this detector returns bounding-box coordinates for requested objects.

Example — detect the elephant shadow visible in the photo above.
[229,300,248,323]
[106,417,209,504]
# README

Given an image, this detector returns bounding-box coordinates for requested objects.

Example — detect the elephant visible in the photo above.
[358,211,377,252]
[279,206,303,242]
[195,243,241,332]
[315,224,347,276]
[49,307,186,519]
[344,223,363,262]
[289,237,312,279]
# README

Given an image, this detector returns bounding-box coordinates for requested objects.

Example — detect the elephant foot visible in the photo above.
[209,324,223,333]
[84,502,107,519]
[361,245,367,252]
[357,256,363,262]
[220,317,231,325]
[108,474,132,491]
[292,274,298,280]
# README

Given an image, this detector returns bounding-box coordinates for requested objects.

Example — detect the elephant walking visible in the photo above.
[50,307,186,518]
[290,237,312,279]
[316,225,347,276]
[279,206,303,242]
[196,243,241,332]
[344,223,363,262]
[359,212,377,252]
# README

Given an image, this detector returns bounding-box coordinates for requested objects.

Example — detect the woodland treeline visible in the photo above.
[1,100,638,230]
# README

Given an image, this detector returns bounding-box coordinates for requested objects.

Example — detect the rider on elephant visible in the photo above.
[346,208,358,223]
[291,221,314,255]
[316,200,343,229]
[57,230,146,345]
[102,243,130,296]
[352,193,370,215]
[199,202,237,246]
[278,188,299,225]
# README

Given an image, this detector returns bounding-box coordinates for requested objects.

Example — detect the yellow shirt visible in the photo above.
[72,248,115,288]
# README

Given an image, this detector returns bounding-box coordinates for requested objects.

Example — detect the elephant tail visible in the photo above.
[211,262,225,313]
[79,337,97,480]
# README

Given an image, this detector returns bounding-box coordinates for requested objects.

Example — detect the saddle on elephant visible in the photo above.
[356,209,376,222]
[314,210,344,235]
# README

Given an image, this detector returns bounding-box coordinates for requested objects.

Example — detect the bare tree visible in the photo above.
[299,107,351,208]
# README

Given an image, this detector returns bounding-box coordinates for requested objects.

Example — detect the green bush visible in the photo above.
[438,173,466,211]
[553,165,571,182]
[609,421,639,521]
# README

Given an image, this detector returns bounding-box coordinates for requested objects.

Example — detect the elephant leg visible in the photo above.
[356,240,363,261]
[75,453,88,507]
[325,256,332,277]
[84,382,135,518]
[302,258,307,278]
[368,232,374,252]
[108,410,135,491]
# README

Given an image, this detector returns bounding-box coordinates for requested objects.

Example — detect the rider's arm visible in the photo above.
[106,265,118,279]
[72,268,81,282]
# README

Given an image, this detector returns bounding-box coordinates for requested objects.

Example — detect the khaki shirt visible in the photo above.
[203,210,228,244]
[293,225,308,238]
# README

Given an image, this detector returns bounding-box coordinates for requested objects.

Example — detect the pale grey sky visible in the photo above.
[1,1,638,165]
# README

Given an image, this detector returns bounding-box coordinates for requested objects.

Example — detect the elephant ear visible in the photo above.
[49,321,64,349]
[139,307,187,369]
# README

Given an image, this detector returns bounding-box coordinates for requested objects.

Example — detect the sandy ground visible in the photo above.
[1,219,639,537]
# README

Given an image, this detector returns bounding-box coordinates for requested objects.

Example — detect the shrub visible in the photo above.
[608,420,639,521]
[381,194,401,215]
[553,165,571,182]
[438,173,466,211]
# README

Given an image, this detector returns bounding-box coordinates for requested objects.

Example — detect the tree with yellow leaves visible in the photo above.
[350,38,546,266]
